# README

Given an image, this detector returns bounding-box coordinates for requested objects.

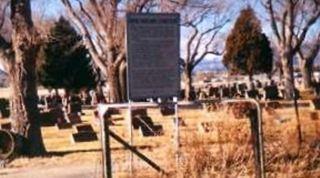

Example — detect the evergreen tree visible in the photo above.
[38,17,97,92]
[223,7,273,80]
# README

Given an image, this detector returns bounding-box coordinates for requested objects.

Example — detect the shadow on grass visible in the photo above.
[45,145,154,157]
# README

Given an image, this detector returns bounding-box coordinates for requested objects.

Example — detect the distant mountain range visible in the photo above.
[194,56,320,73]
[193,59,227,72]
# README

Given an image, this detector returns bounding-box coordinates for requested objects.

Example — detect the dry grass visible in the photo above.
[1,103,320,177]
[173,107,320,178]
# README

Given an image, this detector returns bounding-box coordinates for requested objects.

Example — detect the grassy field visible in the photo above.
[1,102,320,177]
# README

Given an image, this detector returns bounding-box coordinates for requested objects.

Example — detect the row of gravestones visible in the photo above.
[57,112,98,143]
[202,98,320,113]
[0,112,99,143]
[0,105,189,142]
[104,107,186,137]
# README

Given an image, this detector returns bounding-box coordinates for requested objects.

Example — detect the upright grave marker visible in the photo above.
[126,13,180,100]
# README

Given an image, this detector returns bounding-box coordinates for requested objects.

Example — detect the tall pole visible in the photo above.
[173,97,179,167]
[290,62,302,146]
[128,100,133,176]
[100,108,112,178]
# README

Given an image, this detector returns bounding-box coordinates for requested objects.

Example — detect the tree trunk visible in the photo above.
[107,65,121,103]
[281,51,295,100]
[300,59,313,90]
[183,67,193,101]
[9,0,46,155]
[119,61,127,102]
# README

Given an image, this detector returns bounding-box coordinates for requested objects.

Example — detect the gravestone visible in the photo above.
[160,105,175,116]
[56,122,72,130]
[71,124,98,143]
[71,132,98,143]
[0,99,9,119]
[0,123,11,131]
[264,85,280,100]
[66,113,82,124]
[131,108,147,117]
[312,98,320,110]
[74,124,95,133]
[135,115,164,136]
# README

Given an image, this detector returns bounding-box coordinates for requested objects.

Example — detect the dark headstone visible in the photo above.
[74,124,95,133]
[160,106,175,116]
[67,113,82,124]
[264,85,280,100]
[0,109,9,119]
[108,108,120,115]
[137,116,163,136]
[0,123,11,131]
[56,122,72,130]
[312,99,320,110]
[132,117,140,130]
[140,124,163,137]
[71,132,98,143]
[208,86,219,97]
[69,103,82,114]
[247,89,260,99]
[132,108,147,117]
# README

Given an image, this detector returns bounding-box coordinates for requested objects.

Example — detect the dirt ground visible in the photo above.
[1,102,320,178]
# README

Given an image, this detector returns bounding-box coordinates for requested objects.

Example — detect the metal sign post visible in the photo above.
[173,97,179,166]
[99,108,112,178]
[128,100,133,176]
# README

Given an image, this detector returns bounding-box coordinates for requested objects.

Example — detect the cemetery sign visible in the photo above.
[126,13,180,100]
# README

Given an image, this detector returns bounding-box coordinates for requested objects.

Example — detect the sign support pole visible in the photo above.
[128,100,133,176]
[100,107,112,178]
[173,97,179,167]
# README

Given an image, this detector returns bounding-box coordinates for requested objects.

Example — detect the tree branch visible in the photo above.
[293,9,320,53]
[264,0,282,43]
[190,25,222,62]
[281,10,287,46]
[76,0,107,50]
[0,35,13,71]
[185,23,198,63]
[0,1,9,30]
[60,0,108,75]
[192,51,221,69]
[305,33,320,61]
[114,50,125,67]
[287,0,297,47]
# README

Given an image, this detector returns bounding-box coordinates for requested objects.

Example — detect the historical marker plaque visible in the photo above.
[126,13,180,100]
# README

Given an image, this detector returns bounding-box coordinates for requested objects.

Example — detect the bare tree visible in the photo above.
[60,0,171,102]
[179,0,229,100]
[298,33,320,89]
[0,0,45,155]
[262,0,320,99]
